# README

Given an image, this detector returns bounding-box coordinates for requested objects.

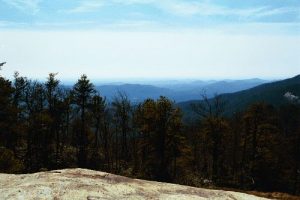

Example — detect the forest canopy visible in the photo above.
[0,71,299,195]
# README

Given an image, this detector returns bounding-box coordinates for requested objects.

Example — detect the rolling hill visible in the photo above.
[96,84,173,103]
[178,75,300,121]
[96,79,268,103]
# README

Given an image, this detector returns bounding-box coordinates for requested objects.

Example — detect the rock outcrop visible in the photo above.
[0,168,270,199]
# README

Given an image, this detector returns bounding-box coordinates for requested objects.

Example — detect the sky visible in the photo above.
[0,0,299,81]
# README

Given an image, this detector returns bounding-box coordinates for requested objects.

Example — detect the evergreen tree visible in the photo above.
[72,74,95,167]
[134,97,186,181]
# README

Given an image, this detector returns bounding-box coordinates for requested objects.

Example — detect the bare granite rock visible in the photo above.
[0,168,270,200]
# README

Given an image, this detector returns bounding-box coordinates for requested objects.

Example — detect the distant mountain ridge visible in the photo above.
[96,79,268,102]
[97,84,173,102]
[178,75,300,121]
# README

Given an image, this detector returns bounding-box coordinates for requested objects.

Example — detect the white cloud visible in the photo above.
[63,0,104,14]
[112,0,156,5]
[157,1,299,18]
[0,20,27,27]
[106,19,160,29]
[34,21,96,27]
[252,7,300,18]
[2,0,41,14]
[111,0,300,19]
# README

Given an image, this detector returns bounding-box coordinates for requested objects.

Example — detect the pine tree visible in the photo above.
[134,97,185,181]
[72,74,95,167]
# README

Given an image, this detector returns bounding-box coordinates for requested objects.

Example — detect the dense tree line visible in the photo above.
[0,71,299,195]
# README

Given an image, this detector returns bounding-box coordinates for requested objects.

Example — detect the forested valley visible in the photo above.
[0,72,299,195]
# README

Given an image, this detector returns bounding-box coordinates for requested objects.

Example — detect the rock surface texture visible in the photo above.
[0,168,270,200]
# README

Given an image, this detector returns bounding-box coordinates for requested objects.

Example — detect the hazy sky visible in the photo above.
[0,0,299,81]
